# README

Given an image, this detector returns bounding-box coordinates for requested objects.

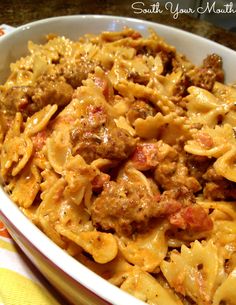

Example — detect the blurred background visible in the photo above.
[1,0,236,50]
[154,0,236,31]
[197,0,236,31]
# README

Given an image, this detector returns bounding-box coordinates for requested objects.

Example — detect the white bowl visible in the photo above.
[1,15,236,305]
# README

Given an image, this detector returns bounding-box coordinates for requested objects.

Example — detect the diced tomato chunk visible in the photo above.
[196,132,214,149]
[0,28,5,36]
[92,172,110,191]
[94,76,113,102]
[169,205,213,231]
[131,143,159,171]
[131,32,142,39]
[87,105,107,127]
[31,130,48,151]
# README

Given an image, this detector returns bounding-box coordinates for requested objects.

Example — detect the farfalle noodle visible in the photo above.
[1,27,236,305]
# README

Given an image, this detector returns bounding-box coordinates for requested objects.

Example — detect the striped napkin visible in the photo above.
[0,24,65,305]
[0,223,64,305]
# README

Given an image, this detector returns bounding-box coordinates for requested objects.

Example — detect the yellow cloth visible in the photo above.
[0,221,62,305]
[0,269,60,305]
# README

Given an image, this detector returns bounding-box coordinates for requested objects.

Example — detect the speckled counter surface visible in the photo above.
[1,0,236,51]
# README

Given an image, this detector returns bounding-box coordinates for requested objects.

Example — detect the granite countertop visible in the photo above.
[1,0,236,51]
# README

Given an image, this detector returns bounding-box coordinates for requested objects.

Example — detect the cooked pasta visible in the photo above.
[1,27,236,305]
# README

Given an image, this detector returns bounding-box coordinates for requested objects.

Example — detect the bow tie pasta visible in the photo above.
[1,27,236,305]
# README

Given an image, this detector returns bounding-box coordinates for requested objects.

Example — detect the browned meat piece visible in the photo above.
[152,142,201,193]
[188,67,216,91]
[31,74,73,112]
[159,50,175,75]
[203,54,224,82]
[155,161,202,192]
[0,74,73,118]
[187,54,224,91]
[91,183,212,237]
[91,180,162,237]
[73,127,136,164]
[203,166,236,200]
[126,100,156,125]
[203,166,223,182]
[161,186,195,207]
[0,86,32,117]
[71,105,136,163]
[186,154,212,182]
[59,57,95,89]
[172,74,191,98]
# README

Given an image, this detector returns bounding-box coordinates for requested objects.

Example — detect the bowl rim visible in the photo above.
[0,14,236,305]
[1,14,236,55]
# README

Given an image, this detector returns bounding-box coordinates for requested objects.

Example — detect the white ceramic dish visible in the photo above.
[1,15,236,305]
